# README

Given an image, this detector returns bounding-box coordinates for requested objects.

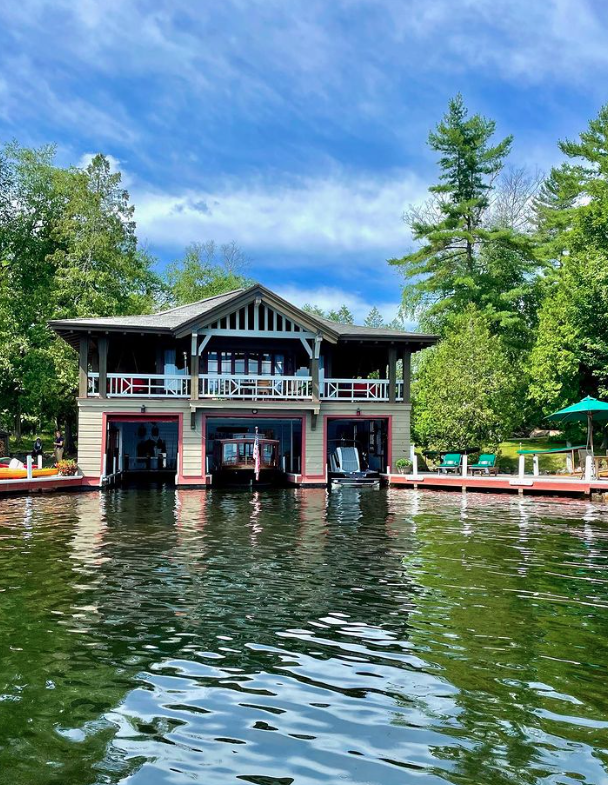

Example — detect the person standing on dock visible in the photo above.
[53,431,64,464]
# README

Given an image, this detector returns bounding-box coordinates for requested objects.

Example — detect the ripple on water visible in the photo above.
[1,487,608,784]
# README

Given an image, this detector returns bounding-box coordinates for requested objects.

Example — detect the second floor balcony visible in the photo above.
[88,372,406,402]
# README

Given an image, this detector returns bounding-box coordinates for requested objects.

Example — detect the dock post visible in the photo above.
[462,454,468,478]
[533,455,539,477]
[585,454,593,481]
[26,455,33,480]
[102,454,107,481]
[37,455,42,469]
[518,454,525,479]
[412,453,419,479]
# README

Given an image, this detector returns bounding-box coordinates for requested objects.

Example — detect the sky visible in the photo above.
[1,0,608,323]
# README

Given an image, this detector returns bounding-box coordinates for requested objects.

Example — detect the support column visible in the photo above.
[310,357,320,403]
[98,336,108,399]
[190,333,199,401]
[402,348,411,404]
[388,347,397,404]
[78,336,89,397]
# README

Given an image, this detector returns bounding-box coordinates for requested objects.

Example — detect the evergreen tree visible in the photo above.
[364,306,384,328]
[390,94,533,332]
[166,241,253,306]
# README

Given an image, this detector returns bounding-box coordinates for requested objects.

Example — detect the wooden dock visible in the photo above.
[385,472,608,498]
[0,475,86,496]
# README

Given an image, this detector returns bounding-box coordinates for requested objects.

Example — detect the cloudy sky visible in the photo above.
[1,0,607,322]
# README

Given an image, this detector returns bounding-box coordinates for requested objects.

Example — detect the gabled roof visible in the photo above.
[49,284,437,348]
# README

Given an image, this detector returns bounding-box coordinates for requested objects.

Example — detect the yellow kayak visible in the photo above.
[0,468,60,480]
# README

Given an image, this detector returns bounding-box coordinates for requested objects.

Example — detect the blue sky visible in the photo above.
[1,1,608,323]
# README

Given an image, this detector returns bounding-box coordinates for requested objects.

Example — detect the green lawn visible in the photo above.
[497,438,572,474]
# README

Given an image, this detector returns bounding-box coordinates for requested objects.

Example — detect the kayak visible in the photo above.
[0,468,60,480]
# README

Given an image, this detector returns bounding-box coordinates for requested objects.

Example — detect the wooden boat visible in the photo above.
[0,467,60,480]
[212,435,281,485]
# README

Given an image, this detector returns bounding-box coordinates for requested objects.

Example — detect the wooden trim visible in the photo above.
[98,337,108,399]
[78,336,89,398]
[402,350,411,404]
[388,347,397,404]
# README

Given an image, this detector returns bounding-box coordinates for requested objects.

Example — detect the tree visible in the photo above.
[301,304,355,324]
[0,144,161,435]
[413,307,520,451]
[364,307,384,328]
[390,95,535,333]
[166,241,253,306]
[529,103,608,414]
[326,305,354,324]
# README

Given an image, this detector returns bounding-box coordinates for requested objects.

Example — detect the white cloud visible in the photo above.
[133,170,426,257]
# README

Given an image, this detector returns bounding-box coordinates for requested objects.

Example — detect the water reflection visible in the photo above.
[1,488,608,783]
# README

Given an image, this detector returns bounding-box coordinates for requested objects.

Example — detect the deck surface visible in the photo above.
[0,475,86,495]
[386,471,608,496]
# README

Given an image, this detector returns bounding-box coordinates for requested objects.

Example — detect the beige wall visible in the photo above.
[77,398,411,483]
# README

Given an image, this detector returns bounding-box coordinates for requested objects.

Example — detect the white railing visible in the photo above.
[88,373,190,397]
[321,378,389,401]
[396,380,404,401]
[199,374,312,400]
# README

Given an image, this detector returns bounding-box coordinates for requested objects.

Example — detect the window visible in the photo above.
[205,350,292,375]
[248,355,259,374]
[274,354,284,375]
[234,352,246,374]
[261,353,272,374]
[221,352,232,374]
[208,351,219,374]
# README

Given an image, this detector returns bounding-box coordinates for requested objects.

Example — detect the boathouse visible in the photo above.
[49,285,435,487]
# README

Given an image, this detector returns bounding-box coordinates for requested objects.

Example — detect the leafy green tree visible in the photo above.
[364,306,384,328]
[166,241,253,305]
[413,307,520,450]
[529,103,608,414]
[390,95,535,334]
[302,303,326,317]
[0,144,161,436]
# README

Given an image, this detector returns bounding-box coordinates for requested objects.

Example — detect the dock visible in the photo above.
[385,471,608,498]
[0,474,86,496]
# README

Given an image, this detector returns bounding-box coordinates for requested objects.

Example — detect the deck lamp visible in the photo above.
[356,408,361,416]
[252,409,258,414]
[140,405,146,413]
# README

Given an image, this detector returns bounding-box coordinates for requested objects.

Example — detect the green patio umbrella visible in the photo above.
[546,395,608,454]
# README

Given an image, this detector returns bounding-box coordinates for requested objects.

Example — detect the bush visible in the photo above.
[395,457,413,473]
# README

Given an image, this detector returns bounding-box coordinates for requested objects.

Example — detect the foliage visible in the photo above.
[364,306,384,328]
[528,102,608,414]
[0,144,161,432]
[413,307,520,451]
[302,303,355,324]
[166,241,253,306]
[390,95,538,345]
[56,459,78,476]
[395,457,412,472]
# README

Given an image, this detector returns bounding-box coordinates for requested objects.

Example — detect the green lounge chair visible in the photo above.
[437,453,462,473]
[469,453,498,476]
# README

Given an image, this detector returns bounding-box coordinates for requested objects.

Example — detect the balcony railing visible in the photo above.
[88,373,191,397]
[86,373,406,403]
[199,374,312,400]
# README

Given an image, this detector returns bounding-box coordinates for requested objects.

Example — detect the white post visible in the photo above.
[175,451,180,484]
[412,453,419,479]
[112,455,117,475]
[518,454,525,479]
[102,454,107,480]
[26,455,33,480]
[533,455,539,477]
[462,454,468,478]
[37,454,42,469]
[585,453,593,481]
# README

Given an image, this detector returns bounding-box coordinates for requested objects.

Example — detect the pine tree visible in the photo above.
[364,306,384,328]
[390,94,532,331]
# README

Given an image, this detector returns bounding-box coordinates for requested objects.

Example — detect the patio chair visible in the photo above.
[468,453,498,476]
[437,453,462,473]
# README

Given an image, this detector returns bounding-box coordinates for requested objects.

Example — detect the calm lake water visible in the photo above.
[2,487,608,785]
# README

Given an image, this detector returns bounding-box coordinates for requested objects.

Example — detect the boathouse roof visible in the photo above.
[49,284,437,348]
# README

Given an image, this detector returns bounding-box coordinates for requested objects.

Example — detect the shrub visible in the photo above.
[56,459,78,476]
[395,457,413,473]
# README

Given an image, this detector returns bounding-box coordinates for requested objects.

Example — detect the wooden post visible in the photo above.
[190,333,199,401]
[533,455,540,477]
[388,347,397,404]
[78,336,89,397]
[37,455,42,470]
[402,349,411,403]
[98,336,108,399]
[518,454,525,479]
[310,357,320,403]
[412,453,419,479]
[26,455,33,480]
[585,454,593,481]
[462,454,468,478]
